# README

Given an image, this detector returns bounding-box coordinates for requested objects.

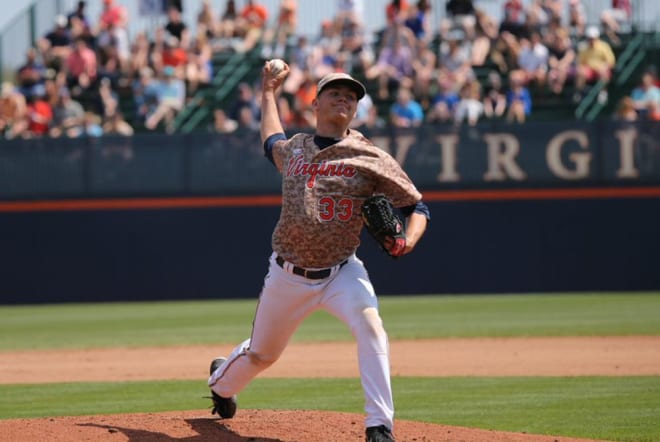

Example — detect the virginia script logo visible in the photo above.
[287,155,357,188]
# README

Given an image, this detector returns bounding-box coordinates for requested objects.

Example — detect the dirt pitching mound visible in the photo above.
[0,409,604,442]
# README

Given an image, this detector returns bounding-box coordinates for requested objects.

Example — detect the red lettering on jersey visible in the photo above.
[286,155,357,188]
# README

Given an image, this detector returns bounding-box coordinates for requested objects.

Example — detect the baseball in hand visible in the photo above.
[268,58,286,76]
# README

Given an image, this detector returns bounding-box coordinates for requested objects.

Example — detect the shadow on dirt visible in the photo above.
[78,418,284,442]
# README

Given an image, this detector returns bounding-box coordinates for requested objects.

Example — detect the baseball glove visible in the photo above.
[361,195,407,257]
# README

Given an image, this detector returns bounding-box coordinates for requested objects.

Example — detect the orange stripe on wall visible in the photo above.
[0,187,659,213]
[423,186,660,202]
[0,195,283,213]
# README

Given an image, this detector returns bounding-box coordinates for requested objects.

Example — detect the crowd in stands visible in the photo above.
[1,0,659,141]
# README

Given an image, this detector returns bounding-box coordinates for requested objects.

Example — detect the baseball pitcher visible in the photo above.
[208,60,430,442]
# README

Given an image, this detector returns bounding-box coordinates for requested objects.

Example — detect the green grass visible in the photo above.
[1,293,659,350]
[1,292,659,441]
[1,377,658,441]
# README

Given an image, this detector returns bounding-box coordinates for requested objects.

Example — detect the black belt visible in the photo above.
[275,255,348,280]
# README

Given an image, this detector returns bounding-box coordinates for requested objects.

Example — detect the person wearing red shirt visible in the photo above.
[234,0,269,53]
[26,95,53,137]
[65,37,97,93]
[161,36,188,69]
[99,0,128,30]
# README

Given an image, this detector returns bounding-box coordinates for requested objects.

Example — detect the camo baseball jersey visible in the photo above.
[270,129,422,268]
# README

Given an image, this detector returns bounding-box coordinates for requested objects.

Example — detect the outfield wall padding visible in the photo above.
[0,196,658,304]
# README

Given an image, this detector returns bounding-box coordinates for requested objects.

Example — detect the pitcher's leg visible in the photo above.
[323,258,394,429]
[209,259,318,397]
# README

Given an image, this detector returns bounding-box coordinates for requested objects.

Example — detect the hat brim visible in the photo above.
[318,78,366,100]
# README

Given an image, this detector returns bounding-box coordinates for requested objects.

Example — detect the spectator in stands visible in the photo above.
[471,8,499,67]
[500,0,528,39]
[67,1,91,29]
[98,0,128,30]
[309,20,342,80]
[441,0,476,40]
[12,92,54,138]
[38,15,73,70]
[186,35,214,93]
[276,95,295,129]
[411,38,436,108]
[79,111,104,137]
[427,73,460,123]
[103,111,134,136]
[229,82,261,123]
[197,0,218,40]
[236,104,260,131]
[64,37,98,95]
[96,77,120,119]
[516,32,549,88]
[630,71,660,118]
[482,71,507,119]
[16,48,48,99]
[234,0,269,54]
[336,13,374,74]
[216,0,238,43]
[97,50,122,90]
[404,0,432,43]
[574,26,615,102]
[43,73,66,110]
[613,96,638,121]
[569,0,587,37]
[380,19,417,53]
[0,82,27,139]
[350,92,377,129]
[132,67,159,125]
[261,0,297,59]
[160,36,188,73]
[128,31,151,79]
[547,27,576,95]
[601,0,632,46]
[144,66,186,132]
[49,87,85,138]
[69,14,96,50]
[282,35,314,94]
[365,32,414,99]
[506,69,532,123]
[385,0,409,27]
[491,30,519,74]
[437,30,474,94]
[210,107,238,133]
[525,0,553,34]
[292,72,318,128]
[97,21,131,78]
[454,80,483,127]
[390,86,424,128]
[165,4,189,47]
[538,0,562,25]
[336,0,364,24]
[647,103,660,121]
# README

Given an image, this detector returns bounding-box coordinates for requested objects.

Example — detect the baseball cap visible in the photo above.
[585,26,600,39]
[55,15,67,27]
[317,73,366,100]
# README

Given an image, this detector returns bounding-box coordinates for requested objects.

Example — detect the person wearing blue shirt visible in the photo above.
[390,87,424,128]
[505,70,532,123]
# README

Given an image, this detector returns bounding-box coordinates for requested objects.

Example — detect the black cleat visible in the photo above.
[208,357,237,419]
[366,425,396,442]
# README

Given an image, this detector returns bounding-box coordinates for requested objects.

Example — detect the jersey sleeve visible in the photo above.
[372,152,423,208]
[263,132,288,172]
